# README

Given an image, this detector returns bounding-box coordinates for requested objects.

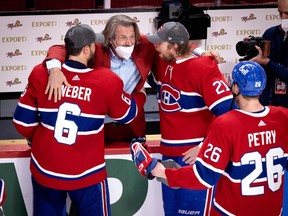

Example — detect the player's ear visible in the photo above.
[82,45,90,54]
[231,83,240,95]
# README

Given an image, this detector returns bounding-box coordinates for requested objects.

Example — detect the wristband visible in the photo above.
[192,47,205,56]
[46,58,61,72]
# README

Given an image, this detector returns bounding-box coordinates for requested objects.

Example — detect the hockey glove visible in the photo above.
[156,159,181,189]
[130,137,147,150]
[130,138,158,180]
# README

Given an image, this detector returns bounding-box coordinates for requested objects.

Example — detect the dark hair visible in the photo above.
[64,38,83,57]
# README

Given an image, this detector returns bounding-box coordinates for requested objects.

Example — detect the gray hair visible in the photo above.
[102,14,140,48]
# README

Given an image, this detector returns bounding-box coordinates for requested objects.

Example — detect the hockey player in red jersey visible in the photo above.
[13,24,145,216]
[131,61,288,216]
[146,21,235,216]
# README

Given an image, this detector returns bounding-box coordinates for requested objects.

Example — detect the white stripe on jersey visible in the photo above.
[41,122,104,135]
[38,107,58,112]
[181,106,208,113]
[161,137,204,144]
[193,165,213,188]
[180,91,202,96]
[100,180,109,216]
[80,113,105,119]
[196,157,224,175]
[222,172,241,183]
[18,102,37,111]
[78,125,104,135]
[38,107,106,119]
[63,63,94,73]
[236,106,270,117]
[222,170,286,184]
[13,118,39,127]
[213,198,236,216]
[209,95,233,111]
[111,105,135,123]
[31,153,105,179]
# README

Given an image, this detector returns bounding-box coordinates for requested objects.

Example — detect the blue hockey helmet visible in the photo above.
[231,61,266,96]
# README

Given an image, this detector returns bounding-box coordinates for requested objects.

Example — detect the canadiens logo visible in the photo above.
[211,29,227,37]
[241,13,257,22]
[160,83,181,112]
[65,18,81,27]
[36,34,52,43]
[7,20,23,29]
[6,78,21,87]
[6,49,22,58]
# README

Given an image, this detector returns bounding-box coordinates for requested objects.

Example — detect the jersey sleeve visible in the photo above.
[42,44,66,67]
[166,117,232,189]
[196,56,234,116]
[13,66,42,139]
[106,72,146,124]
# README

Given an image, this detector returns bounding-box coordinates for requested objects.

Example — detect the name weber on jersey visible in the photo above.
[62,85,91,101]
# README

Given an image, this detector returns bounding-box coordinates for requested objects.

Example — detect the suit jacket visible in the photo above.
[44,35,158,142]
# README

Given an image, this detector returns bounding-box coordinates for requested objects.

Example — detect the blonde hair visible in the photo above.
[168,43,191,57]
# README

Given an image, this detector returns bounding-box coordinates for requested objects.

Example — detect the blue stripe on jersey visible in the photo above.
[39,111,105,132]
[210,97,235,116]
[178,94,206,110]
[212,200,231,216]
[194,159,222,187]
[14,104,38,124]
[64,113,104,132]
[225,157,287,181]
[39,111,58,126]
[31,153,106,180]
[115,97,137,124]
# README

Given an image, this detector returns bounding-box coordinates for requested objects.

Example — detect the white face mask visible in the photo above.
[115,45,134,60]
[281,18,288,32]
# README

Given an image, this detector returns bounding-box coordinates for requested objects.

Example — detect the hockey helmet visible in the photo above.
[231,61,266,96]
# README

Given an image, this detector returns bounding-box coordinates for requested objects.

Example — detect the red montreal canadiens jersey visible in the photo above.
[155,56,233,156]
[166,106,288,215]
[13,62,144,190]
